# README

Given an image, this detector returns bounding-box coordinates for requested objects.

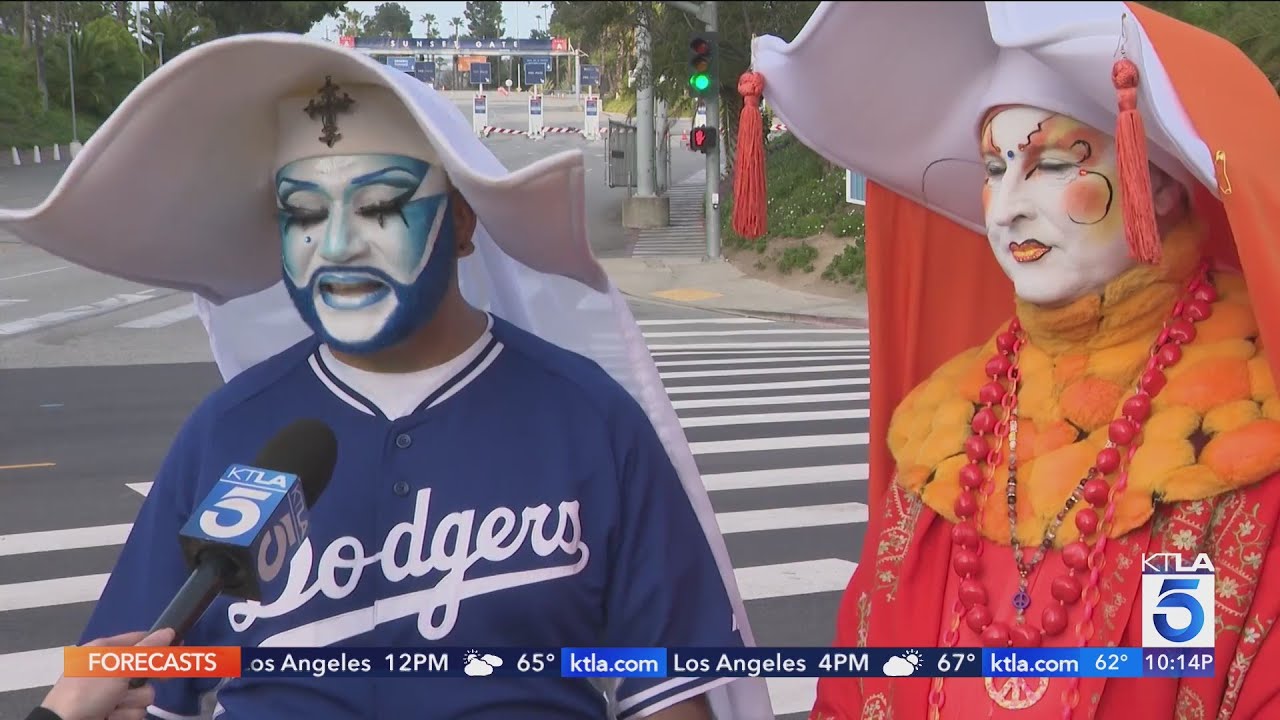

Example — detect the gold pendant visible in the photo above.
[985,676,1049,710]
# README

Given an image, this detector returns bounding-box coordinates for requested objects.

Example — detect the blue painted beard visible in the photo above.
[283,203,457,355]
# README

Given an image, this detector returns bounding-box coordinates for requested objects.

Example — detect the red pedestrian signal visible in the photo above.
[690,125,717,153]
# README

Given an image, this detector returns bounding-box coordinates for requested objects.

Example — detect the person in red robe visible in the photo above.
[732,2,1280,718]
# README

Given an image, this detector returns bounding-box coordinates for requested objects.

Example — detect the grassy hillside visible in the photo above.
[721,133,866,289]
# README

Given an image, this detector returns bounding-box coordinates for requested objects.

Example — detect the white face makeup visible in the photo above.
[276,153,452,351]
[980,106,1135,306]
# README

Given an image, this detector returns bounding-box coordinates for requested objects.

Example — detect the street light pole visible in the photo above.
[155,31,165,65]
[67,33,78,144]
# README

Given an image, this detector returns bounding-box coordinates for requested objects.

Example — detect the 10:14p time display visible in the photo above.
[1143,648,1214,678]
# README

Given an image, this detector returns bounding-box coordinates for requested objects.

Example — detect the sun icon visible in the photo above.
[902,650,922,668]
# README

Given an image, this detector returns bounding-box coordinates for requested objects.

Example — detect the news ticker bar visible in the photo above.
[64,646,1216,680]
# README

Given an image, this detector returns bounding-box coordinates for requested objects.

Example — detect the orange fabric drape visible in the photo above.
[861,186,1011,521]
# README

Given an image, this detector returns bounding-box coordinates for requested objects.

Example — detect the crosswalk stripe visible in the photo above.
[652,347,867,357]
[718,503,868,533]
[116,304,198,329]
[648,341,868,351]
[768,677,820,716]
[680,409,867,428]
[655,353,867,368]
[0,574,109,612]
[661,364,866,380]
[703,464,869,491]
[666,378,868,394]
[636,318,772,326]
[671,392,868,410]
[643,329,861,338]
[690,433,868,455]
[735,559,858,601]
[0,647,62,692]
[0,523,132,557]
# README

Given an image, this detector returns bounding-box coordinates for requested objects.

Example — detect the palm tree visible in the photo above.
[420,12,437,36]
[140,5,210,67]
[450,16,463,37]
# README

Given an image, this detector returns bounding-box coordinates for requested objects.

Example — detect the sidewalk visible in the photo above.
[600,255,868,327]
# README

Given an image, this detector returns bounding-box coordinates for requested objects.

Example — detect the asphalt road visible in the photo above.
[0,105,864,720]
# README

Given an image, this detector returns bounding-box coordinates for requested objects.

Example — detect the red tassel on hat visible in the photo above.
[1112,57,1162,265]
[732,71,768,239]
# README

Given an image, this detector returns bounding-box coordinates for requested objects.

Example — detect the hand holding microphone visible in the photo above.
[126,418,339,689]
[35,628,175,720]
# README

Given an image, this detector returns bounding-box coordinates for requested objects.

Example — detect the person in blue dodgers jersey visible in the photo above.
[0,34,774,720]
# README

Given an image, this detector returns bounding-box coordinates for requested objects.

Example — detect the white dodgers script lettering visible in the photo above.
[227,488,588,646]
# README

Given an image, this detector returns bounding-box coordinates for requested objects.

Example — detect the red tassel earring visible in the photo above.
[732,70,768,239]
[1111,20,1162,265]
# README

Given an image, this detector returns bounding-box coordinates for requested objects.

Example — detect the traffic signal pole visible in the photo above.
[702,1,720,261]
[666,1,720,261]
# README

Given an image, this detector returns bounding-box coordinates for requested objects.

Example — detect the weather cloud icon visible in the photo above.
[882,651,922,677]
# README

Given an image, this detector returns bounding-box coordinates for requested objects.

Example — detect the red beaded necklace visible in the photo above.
[925,261,1217,720]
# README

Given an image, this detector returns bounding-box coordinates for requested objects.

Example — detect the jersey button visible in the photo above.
[393,481,410,497]
[395,433,412,449]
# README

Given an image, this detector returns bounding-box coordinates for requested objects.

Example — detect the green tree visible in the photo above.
[336,7,363,36]
[362,2,412,37]
[45,16,145,118]
[419,12,438,36]
[165,1,346,36]
[464,1,504,38]
[140,5,213,65]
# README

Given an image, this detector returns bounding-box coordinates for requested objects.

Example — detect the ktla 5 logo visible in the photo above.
[191,464,309,584]
[1141,552,1216,648]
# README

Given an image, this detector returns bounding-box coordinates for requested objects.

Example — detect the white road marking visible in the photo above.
[671,391,868,410]
[636,318,773,326]
[0,290,162,336]
[666,378,868,395]
[689,433,869,455]
[117,303,198,329]
[661,363,867,380]
[718,503,869,533]
[0,265,68,282]
[702,464,869,491]
[680,409,867,428]
[0,524,132,557]
[735,559,858,601]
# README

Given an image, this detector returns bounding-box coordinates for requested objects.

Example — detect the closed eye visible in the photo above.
[280,203,328,230]
[356,191,413,228]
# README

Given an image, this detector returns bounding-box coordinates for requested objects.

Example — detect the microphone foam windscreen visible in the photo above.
[253,418,338,508]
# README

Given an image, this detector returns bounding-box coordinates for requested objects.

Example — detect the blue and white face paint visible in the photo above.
[275,153,456,354]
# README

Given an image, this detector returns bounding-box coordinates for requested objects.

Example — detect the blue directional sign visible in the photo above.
[386,56,414,73]
[470,62,492,85]
[581,64,600,87]
[414,61,436,83]
[524,61,546,85]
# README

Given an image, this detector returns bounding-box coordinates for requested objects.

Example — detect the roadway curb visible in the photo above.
[620,289,868,328]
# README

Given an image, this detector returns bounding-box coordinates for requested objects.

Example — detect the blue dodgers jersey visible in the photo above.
[83,316,744,720]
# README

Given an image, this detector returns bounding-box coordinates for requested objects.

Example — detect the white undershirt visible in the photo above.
[318,315,495,420]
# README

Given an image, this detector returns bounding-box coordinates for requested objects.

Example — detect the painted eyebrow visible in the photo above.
[351,167,424,188]
[276,177,321,201]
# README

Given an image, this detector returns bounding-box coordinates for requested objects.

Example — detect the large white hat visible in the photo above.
[739,1,1218,238]
[0,33,775,719]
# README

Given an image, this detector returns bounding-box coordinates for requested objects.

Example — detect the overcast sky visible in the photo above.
[306,1,555,40]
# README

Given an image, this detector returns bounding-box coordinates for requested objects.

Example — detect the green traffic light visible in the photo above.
[691,73,710,91]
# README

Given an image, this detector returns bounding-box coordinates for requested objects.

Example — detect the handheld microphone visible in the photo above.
[126,418,338,688]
